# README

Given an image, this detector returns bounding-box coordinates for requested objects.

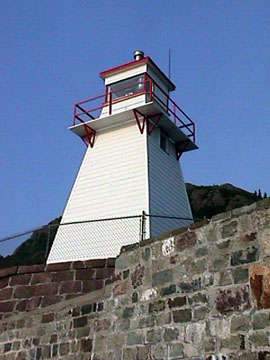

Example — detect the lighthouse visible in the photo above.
[47,51,197,263]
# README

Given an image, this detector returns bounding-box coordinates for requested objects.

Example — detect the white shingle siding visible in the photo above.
[47,122,149,263]
[148,128,193,237]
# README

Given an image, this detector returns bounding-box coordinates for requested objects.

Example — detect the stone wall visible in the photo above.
[1,199,270,359]
[0,258,115,320]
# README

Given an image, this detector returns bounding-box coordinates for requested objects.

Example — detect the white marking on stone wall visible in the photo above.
[141,288,158,301]
[162,237,175,256]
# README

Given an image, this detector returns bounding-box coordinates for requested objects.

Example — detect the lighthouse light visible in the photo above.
[109,75,145,100]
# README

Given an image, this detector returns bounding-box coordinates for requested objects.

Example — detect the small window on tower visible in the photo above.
[160,132,169,154]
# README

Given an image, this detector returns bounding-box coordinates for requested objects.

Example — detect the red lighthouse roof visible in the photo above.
[100,56,176,91]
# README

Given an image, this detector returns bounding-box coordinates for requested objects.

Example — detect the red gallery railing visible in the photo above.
[73,76,196,143]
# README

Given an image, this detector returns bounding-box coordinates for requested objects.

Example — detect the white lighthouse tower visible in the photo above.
[47,51,197,263]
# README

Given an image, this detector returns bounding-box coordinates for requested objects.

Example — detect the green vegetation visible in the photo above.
[0,218,60,269]
[186,183,262,219]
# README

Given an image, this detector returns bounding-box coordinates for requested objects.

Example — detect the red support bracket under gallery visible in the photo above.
[133,109,162,135]
[81,124,96,148]
[175,140,189,160]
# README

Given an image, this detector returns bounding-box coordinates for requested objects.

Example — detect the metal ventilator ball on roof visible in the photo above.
[133,50,144,61]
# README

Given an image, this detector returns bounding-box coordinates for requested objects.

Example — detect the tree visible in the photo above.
[264,192,267,199]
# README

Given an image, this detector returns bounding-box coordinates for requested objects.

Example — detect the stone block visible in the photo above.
[160,284,176,296]
[46,262,72,272]
[151,343,168,359]
[233,267,249,284]
[231,247,259,266]
[139,316,155,329]
[82,280,104,293]
[94,319,111,332]
[106,258,116,267]
[155,312,172,326]
[193,306,209,321]
[115,250,139,269]
[59,342,70,355]
[250,263,270,309]
[0,266,18,278]
[204,337,216,353]
[80,338,92,352]
[152,269,173,287]
[231,315,250,332]
[113,282,128,296]
[126,331,143,345]
[211,253,230,271]
[230,352,257,360]
[40,295,62,307]
[53,270,74,282]
[105,272,121,285]
[4,343,12,352]
[14,285,36,299]
[172,309,192,323]
[122,347,137,360]
[81,304,92,315]
[59,280,82,294]
[176,231,197,251]
[35,283,59,296]
[148,300,165,313]
[85,258,106,268]
[221,220,238,238]
[10,274,32,286]
[131,265,144,288]
[195,246,208,257]
[77,326,90,338]
[188,292,208,305]
[169,343,184,358]
[146,328,162,343]
[42,313,55,323]
[185,322,206,345]
[248,332,269,347]
[123,307,134,319]
[16,296,42,312]
[215,285,251,314]
[252,312,270,330]
[50,334,57,344]
[123,269,130,279]
[137,345,151,360]
[179,278,201,293]
[31,272,54,285]
[76,269,96,281]
[0,277,8,289]
[96,267,115,280]
[0,287,13,300]
[221,334,245,350]
[18,264,45,274]
[164,327,179,341]
[216,239,230,249]
[168,296,186,308]
[132,292,138,303]
[74,316,88,328]
[72,261,85,269]
[258,351,270,360]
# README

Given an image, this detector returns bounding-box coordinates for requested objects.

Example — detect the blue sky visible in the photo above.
[1,0,270,243]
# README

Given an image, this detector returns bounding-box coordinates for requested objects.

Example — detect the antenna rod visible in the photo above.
[168,48,171,79]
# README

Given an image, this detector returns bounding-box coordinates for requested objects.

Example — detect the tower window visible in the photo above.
[108,75,145,100]
[160,132,169,154]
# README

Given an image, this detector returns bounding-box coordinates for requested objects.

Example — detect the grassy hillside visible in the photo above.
[186,183,262,219]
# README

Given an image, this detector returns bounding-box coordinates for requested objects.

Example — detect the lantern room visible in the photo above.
[70,50,197,158]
